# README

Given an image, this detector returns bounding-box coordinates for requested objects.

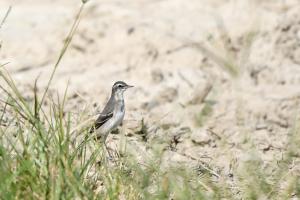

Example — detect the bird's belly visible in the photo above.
[112,111,125,129]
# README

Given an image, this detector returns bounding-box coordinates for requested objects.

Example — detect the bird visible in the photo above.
[89,81,133,143]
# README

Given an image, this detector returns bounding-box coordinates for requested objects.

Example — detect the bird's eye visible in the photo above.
[118,84,122,88]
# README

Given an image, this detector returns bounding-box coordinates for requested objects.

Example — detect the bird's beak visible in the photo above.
[126,85,134,89]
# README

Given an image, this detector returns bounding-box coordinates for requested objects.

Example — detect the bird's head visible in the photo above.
[112,81,133,96]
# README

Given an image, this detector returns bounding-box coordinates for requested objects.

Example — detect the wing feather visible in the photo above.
[89,112,113,133]
[89,96,115,133]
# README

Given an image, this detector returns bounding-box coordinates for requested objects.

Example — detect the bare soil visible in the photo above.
[1,0,300,189]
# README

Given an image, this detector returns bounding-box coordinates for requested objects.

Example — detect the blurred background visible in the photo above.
[0,0,300,184]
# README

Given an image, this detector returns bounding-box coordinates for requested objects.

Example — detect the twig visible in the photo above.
[0,6,11,30]
[188,82,213,105]
[181,152,221,178]
[178,71,194,88]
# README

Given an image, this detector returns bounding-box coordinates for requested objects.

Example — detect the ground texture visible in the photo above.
[1,0,300,198]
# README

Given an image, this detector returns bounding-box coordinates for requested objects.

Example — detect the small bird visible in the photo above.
[89,81,133,142]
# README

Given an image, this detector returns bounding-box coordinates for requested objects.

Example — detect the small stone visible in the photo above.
[141,100,159,110]
[191,129,211,145]
[127,27,135,35]
[157,87,178,103]
[151,69,164,83]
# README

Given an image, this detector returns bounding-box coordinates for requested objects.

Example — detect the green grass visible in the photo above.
[0,1,300,199]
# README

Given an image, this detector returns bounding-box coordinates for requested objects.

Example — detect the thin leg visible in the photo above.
[104,142,113,160]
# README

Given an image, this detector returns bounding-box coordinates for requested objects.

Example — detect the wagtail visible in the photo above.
[89,81,133,142]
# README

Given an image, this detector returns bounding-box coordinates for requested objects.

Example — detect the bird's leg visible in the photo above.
[104,142,119,164]
[104,142,113,160]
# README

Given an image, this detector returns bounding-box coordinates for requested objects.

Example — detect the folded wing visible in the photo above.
[89,96,115,133]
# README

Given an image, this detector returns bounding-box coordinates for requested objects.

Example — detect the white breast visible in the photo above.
[112,110,125,129]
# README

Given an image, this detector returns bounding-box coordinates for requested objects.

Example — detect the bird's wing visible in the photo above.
[89,112,113,133]
[89,97,115,133]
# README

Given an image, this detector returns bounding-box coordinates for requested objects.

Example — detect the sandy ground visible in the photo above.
[1,0,300,190]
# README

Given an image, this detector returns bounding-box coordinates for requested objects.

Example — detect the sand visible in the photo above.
[1,0,300,188]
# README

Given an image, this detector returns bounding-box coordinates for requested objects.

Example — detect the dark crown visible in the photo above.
[113,81,128,87]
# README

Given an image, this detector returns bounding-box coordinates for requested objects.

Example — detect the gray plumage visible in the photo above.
[89,81,133,142]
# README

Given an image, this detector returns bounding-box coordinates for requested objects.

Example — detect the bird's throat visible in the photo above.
[114,90,124,101]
